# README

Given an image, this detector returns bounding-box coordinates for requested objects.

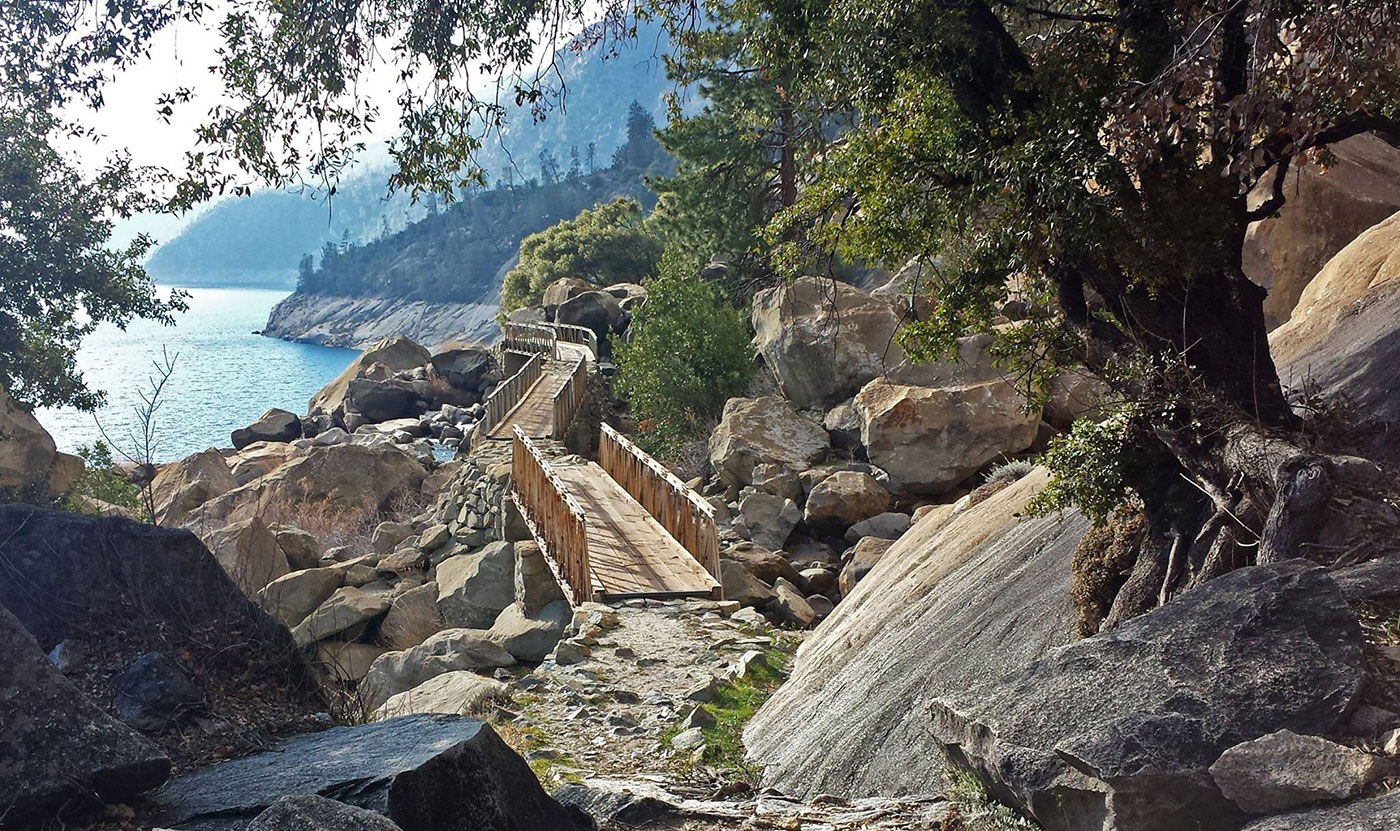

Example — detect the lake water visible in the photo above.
[37,286,356,462]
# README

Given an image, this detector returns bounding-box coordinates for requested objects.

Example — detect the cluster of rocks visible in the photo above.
[0,495,589,831]
[507,277,648,358]
[225,336,500,466]
[195,447,587,731]
[680,275,1109,632]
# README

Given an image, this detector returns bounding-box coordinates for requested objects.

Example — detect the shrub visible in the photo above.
[613,256,753,458]
[499,197,662,311]
[67,441,140,513]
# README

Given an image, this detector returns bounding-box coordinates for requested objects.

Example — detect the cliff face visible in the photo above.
[262,292,500,349]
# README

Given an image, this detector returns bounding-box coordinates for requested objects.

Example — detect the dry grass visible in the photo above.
[254,489,434,560]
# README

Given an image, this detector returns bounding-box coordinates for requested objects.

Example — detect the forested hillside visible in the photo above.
[295,104,669,303]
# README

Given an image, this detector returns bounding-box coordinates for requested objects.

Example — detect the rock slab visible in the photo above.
[927,561,1364,831]
[155,714,586,831]
[0,605,171,824]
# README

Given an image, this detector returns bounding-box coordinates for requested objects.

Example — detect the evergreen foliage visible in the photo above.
[614,254,754,456]
[501,197,663,312]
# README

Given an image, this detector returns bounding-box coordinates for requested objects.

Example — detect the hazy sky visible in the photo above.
[90,8,411,248]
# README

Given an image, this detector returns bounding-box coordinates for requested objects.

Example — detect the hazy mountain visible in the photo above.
[146,20,680,288]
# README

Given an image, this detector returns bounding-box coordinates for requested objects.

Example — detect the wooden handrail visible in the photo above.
[475,351,543,443]
[503,322,559,359]
[550,356,589,441]
[511,426,593,603]
[598,423,720,582]
[553,323,599,360]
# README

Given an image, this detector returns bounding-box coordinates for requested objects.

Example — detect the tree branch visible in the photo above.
[991,0,1116,24]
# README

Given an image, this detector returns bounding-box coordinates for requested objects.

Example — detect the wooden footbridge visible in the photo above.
[475,322,596,444]
[476,322,721,603]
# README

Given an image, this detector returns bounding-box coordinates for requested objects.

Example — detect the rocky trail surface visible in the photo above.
[490,599,952,830]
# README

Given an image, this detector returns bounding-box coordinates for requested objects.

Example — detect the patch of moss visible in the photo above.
[662,645,793,781]
[1069,501,1144,637]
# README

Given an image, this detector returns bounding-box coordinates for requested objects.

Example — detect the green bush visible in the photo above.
[68,441,140,513]
[500,197,662,311]
[613,257,753,457]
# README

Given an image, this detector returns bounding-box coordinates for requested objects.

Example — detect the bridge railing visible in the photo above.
[502,322,559,359]
[551,355,589,441]
[598,423,720,581]
[476,351,543,443]
[511,426,593,603]
[553,323,599,360]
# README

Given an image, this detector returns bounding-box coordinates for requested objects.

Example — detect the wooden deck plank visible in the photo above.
[485,362,571,440]
[552,461,718,599]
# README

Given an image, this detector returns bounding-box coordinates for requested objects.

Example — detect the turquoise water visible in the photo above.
[37,286,356,462]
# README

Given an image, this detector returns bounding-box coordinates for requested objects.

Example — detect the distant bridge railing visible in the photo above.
[553,323,599,360]
[475,351,543,444]
[598,423,720,581]
[511,426,593,603]
[502,322,559,359]
[551,355,589,441]
[501,321,599,361]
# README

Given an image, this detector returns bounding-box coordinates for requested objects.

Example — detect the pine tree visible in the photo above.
[539,149,561,185]
[568,145,582,181]
[649,0,830,286]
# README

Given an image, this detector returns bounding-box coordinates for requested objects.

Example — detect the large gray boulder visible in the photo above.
[1208,730,1388,815]
[152,714,588,831]
[0,506,301,671]
[488,601,571,662]
[854,378,1040,495]
[363,629,517,711]
[346,378,428,423]
[750,276,1006,409]
[707,397,829,490]
[719,559,777,608]
[247,795,403,830]
[0,605,171,825]
[555,290,625,352]
[430,346,497,397]
[1240,789,1400,830]
[372,671,511,721]
[201,516,291,596]
[232,408,303,450]
[309,336,431,417]
[804,471,890,528]
[192,444,427,525]
[745,470,1086,798]
[291,586,392,646]
[436,542,516,629]
[541,276,592,307]
[926,561,1364,831]
[732,492,801,550]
